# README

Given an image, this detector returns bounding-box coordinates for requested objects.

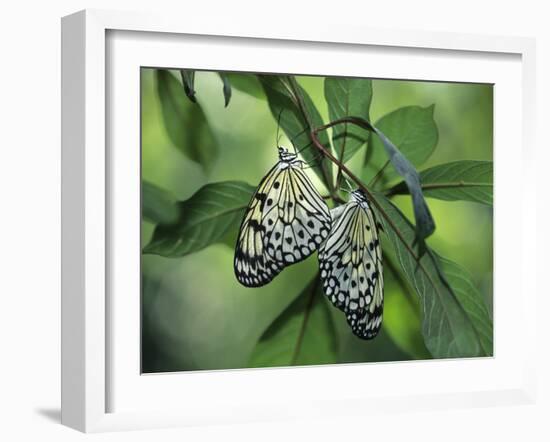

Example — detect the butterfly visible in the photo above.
[318,189,384,339]
[234,146,331,287]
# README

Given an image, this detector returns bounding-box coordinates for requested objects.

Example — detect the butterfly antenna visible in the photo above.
[276,109,283,147]
[296,140,313,155]
[303,148,329,170]
[289,126,311,154]
[296,143,326,169]
[344,177,354,192]
[303,165,322,171]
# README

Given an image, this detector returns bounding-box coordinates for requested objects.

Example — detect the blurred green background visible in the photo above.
[141,69,493,373]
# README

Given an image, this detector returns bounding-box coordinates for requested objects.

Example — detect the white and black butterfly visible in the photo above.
[234,146,331,287]
[319,189,384,339]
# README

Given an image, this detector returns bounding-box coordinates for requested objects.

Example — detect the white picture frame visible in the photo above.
[61,9,537,433]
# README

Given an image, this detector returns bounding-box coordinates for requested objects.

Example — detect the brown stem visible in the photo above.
[316,116,376,133]
[310,119,456,309]
[307,115,465,344]
[284,108,465,358]
[310,125,421,264]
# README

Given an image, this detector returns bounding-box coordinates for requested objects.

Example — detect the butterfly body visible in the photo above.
[234,147,331,288]
[319,189,384,339]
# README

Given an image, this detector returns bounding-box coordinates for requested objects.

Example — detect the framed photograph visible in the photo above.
[61,9,537,432]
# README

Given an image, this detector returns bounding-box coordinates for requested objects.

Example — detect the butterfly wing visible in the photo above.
[319,196,383,339]
[234,162,331,287]
[234,164,285,287]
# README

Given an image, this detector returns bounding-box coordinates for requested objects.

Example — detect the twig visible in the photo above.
[316,116,376,133]
[310,119,457,320]
[309,124,421,264]
[284,100,472,351]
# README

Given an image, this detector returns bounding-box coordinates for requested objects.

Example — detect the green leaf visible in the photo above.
[218,72,232,107]
[324,77,372,163]
[388,160,493,206]
[437,256,493,355]
[258,75,333,189]
[156,69,218,172]
[372,126,435,242]
[249,276,338,367]
[143,181,255,257]
[142,181,179,225]
[382,253,433,360]
[371,193,483,358]
[365,105,438,184]
[337,327,417,363]
[179,69,196,103]
[225,73,265,99]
